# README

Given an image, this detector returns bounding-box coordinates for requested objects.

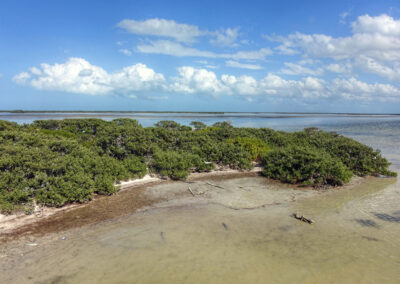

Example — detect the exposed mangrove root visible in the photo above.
[292,213,314,224]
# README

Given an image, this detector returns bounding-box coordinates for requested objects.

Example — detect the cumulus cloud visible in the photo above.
[117,18,204,43]
[269,14,400,81]
[14,59,400,103]
[137,40,272,60]
[330,77,400,101]
[170,66,399,101]
[352,14,400,36]
[13,58,166,96]
[225,60,262,70]
[171,66,229,95]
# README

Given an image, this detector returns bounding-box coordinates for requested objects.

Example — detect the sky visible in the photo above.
[1,0,400,113]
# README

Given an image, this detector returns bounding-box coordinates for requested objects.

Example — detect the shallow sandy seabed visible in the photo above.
[1,172,399,284]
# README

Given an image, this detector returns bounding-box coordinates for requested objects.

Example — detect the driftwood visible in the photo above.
[292,213,314,224]
[187,186,195,196]
[206,182,224,189]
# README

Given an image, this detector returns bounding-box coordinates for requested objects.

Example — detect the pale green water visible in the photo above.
[1,116,400,284]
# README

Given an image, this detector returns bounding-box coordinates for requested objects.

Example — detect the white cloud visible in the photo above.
[195,60,218,69]
[226,60,262,70]
[269,14,400,81]
[274,30,400,61]
[280,62,324,76]
[137,40,272,60]
[326,62,352,74]
[14,59,400,103]
[138,40,215,57]
[13,57,166,96]
[352,14,400,36]
[13,72,31,84]
[232,48,272,60]
[355,55,400,80]
[119,49,132,56]
[265,34,299,55]
[117,18,204,43]
[221,74,260,95]
[171,66,229,95]
[339,9,352,24]
[211,27,239,46]
[171,67,399,101]
[258,74,327,98]
[330,77,400,101]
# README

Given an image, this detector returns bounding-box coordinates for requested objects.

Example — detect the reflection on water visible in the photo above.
[1,113,400,283]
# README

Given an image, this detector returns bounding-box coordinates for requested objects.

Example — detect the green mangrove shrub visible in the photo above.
[261,146,353,186]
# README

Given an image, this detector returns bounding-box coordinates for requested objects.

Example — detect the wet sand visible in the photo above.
[0,170,264,242]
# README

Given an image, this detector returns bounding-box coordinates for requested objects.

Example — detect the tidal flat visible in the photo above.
[0,174,399,284]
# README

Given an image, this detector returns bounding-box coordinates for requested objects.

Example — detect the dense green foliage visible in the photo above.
[262,146,352,186]
[0,119,396,213]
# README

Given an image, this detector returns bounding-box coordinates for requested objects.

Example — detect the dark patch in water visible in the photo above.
[278,225,292,232]
[222,223,228,230]
[374,213,400,223]
[362,236,379,242]
[37,274,72,284]
[355,219,379,227]
[392,210,400,216]
[160,232,165,241]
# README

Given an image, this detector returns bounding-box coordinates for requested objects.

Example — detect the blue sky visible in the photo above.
[1,0,400,113]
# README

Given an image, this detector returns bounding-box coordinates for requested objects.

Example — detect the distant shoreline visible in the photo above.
[1,110,400,116]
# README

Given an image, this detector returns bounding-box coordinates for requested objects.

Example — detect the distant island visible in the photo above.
[0,118,396,214]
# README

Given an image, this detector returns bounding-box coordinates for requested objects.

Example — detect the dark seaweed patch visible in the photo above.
[355,219,379,227]
[362,236,379,242]
[374,213,400,223]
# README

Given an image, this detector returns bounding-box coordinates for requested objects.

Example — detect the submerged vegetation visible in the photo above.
[0,119,396,213]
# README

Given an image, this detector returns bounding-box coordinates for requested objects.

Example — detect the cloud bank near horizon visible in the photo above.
[14,57,400,102]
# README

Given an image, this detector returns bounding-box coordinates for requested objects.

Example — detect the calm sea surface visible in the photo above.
[1,112,400,283]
